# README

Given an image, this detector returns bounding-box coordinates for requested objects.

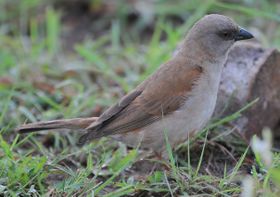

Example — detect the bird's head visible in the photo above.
[185,14,254,59]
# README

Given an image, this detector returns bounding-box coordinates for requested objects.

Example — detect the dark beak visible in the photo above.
[234,28,254,41]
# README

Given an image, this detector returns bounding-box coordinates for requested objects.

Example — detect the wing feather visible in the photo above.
[78,58,203,144]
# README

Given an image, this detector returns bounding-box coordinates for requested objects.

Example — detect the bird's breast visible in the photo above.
[114,61,224,152]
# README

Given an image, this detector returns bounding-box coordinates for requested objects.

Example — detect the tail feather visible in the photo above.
[16,117,98,133]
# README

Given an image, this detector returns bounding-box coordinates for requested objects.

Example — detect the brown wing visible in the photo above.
[90,89,144,128]
[78,59,203,144]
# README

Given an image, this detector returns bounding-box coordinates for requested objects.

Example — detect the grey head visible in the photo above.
[185,14,254,58]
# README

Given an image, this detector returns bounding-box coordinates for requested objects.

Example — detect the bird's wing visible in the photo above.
[78,60,203,144]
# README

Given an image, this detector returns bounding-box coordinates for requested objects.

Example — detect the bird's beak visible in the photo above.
[234,28,254,41]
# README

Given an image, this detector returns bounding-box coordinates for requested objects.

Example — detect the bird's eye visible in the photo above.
[218,30,234,40]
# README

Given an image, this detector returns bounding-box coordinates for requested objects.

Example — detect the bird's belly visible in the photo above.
[113,79,219,152]
[113,64,223,153]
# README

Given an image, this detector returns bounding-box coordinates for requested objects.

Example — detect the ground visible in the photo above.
[1,0,280,196]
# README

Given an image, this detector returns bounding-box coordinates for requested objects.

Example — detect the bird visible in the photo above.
[17,14,253,156]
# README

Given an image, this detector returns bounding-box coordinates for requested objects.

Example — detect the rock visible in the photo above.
[215,42,280,141]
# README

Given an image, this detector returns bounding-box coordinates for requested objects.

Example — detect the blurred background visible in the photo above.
[0,0,280,196]
[1,0,279,130]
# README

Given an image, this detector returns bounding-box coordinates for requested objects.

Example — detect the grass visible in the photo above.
[1,0,280,196]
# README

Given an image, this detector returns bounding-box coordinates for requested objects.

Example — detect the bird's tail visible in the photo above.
[16,117,98,133]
